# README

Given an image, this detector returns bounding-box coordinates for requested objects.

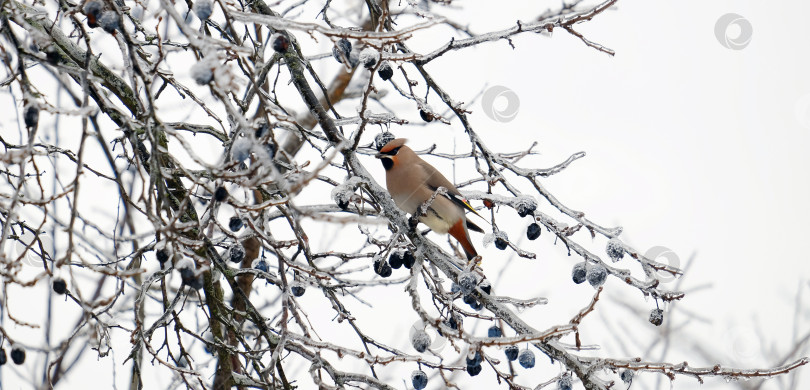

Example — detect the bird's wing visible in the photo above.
[418,159,484,219]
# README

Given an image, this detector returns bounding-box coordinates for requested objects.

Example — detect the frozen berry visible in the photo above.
[558,375,573,390]
[419,109,433,122]
[255,122,269,139]
[620,369,634,383]
[518,349,535,368]
[229,244,245,263]
[466,363,482,376]
[213,186,228,202]
[479,280,492,295]
[193,0,213,21]
[504,345,519,361]
[494,235,508,250]
[46,47,60,64]
[0,348,5,365]
[191,61,213,85]
[463,294,483,310]
[332,38,351,64]
[572,262,587,284]
[52,278,67,295]
[10,346,25,365]
[179,268,203,290]
[388,251,403,269]
[458,272,477,296]
[373,257,392,277]
[83,1,103,28]
[487,325,502,338]
[411,329,430,353]
[606,238,624,261]
[587,263,607,287]
[359,48,379,69]
[374,131,395,151]
[649,308,664,326]
[401,251,416,269]
[156,248,169,264]
[483,199,495,209]
[24,105,39,128]
[99,11,119,33]
[443,316,458,331]
[377,61,393,80]
[515,197,537,217]
[450,283,460,294]
[411,370,428,389]
[291,281,306,297]
[527,223,541,240]
[272,34,290,53]
[228,216,243,232]
[254,260,269,273]
[466,351,482,367]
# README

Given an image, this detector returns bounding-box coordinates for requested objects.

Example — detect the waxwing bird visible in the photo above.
[375,138,483,260]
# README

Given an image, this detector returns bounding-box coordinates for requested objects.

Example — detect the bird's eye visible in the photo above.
[391,146,401,154]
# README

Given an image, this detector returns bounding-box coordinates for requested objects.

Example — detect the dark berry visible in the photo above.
[504,345,519,361]
[377,61,393,80]
[558,375,573,390]
[52,278,67,295]
[487,325,502,338]
[83,1,103,28]
[156,248,169,264]
[228,216,243,232]
[99,11,119,33]
[180,268,203,290]
[466,351,482,367]
[516,197,537,217]
[291,281,306,297]
[46,48,60,64]
[388,251,403,269]
[649,308,664,326]
[606,238,624,261]
[411,370,428,390]
[10,347,25,365]
[213,186,228,202]
[572,262,587,284]
[255,122,269,139]
[24,105,39,128]
[229,244,245,263]
[463,295,483,310]
[518,349,535,368]
[272,34,290,53]
[332,38,352,64]
[527,223,541,240]
[194,0,213,21]
[254,260,269,273]
[458,272,476,295]
[373,257,392,277]
[587,263,607,287]
[359,48,378,69]
[401,251,415,269]
[411,329,430,353]
[494,237,508,250]
[0,348,5,365]
[419,109,433,122]
[479,280,491,295]
[466,363,482,376]
[620,369,634,383]
[443,316,458,330]
[374,132,395,151]
[191,62,213,85]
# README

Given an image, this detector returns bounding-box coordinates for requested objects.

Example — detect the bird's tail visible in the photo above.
[449,219,478,260]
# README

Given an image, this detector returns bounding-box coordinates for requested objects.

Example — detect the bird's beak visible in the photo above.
[374,152,384,159]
